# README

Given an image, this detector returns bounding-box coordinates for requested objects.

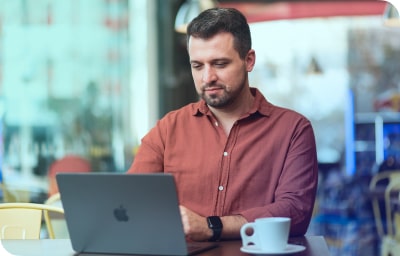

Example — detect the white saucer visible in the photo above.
[240,244,306,255]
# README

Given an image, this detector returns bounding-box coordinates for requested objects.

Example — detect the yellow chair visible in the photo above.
[0,202,64,239]
[44,193,69,239]
[44,192,62,206]
[369,171,400,256]
[382,177,400,256]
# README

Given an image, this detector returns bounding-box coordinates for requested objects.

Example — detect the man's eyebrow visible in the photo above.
[189,60,201,64]
[190,58,230,63]
[212,58,230,62]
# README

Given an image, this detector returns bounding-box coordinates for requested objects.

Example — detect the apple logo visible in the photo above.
[113,205,129,222]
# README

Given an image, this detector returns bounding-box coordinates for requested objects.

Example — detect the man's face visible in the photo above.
[188,32,255,109]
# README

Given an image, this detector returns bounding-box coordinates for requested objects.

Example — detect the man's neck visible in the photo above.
[209,88,255,135]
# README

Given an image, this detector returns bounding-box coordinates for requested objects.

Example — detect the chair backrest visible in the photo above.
[44,193,62,206]
[395,196,400,241]
[0,203,64,239]
[44,193,69,239]
[384,176,400,238]
[370,171,400,238]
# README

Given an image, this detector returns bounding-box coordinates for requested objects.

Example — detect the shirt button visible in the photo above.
[223,152,228,156]
[218,185,224,191]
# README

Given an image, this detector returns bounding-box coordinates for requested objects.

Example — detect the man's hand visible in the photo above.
[179,205,212,241]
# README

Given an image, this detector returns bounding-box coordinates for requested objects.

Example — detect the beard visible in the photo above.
[201,86,230,108]
[199,82,245,108]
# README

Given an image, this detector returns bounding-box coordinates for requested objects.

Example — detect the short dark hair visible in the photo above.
[186,8,252,59]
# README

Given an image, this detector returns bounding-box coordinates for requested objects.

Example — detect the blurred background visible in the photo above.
[0,0,399,255]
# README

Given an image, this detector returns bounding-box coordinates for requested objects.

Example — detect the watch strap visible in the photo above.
[207,216,223,241]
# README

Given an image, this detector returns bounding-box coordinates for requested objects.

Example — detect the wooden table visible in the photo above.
[1,235,330,256]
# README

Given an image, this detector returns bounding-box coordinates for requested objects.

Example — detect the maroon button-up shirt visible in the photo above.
[128,88,318,236]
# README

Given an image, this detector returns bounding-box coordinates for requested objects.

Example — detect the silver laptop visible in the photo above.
[56,172,218,256]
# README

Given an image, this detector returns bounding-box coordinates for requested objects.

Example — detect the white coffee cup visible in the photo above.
[240,217,291,252]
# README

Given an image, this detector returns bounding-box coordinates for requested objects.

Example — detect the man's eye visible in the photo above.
[215,62,227,67]
[191,63,202,69]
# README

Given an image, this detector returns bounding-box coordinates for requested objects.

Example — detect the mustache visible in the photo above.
[202,83,224,91]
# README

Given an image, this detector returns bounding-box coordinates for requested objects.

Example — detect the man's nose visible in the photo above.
[202,67,217,84]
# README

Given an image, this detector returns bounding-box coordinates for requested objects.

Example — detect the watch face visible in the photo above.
[208,216,223,228]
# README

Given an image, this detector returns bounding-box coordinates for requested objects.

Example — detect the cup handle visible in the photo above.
[240,223,257,247]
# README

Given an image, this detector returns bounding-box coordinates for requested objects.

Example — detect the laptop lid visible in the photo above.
[56,173,217,256]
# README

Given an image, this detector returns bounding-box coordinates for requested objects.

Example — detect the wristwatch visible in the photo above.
[206,216,223,241]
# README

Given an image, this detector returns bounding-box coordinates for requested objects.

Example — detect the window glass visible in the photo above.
[249,15,400,173]
[0,0,131,201]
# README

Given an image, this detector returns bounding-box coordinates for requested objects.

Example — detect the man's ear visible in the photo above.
[245,49,256,72]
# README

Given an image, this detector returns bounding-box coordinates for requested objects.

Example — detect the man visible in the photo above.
[128,8,318,242]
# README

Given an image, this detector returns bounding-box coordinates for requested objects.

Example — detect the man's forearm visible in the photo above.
[180,205,248,241]
[220,215,248,240]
